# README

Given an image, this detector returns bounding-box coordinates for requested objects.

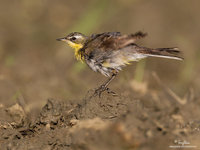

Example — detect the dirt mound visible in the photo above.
[0,90,200,150]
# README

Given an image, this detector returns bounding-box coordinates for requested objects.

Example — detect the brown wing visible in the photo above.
[84,31,147,56]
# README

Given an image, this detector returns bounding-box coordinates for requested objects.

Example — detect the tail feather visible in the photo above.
[140,47,183,61]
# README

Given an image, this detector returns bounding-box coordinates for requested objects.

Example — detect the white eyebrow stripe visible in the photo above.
[73,35,83,39]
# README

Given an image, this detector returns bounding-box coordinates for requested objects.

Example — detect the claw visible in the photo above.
[106,88,117,96]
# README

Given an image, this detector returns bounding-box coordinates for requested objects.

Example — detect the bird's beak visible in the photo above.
[56,37,67,41]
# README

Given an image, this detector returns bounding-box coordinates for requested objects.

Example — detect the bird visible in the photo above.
[57,31,183,96]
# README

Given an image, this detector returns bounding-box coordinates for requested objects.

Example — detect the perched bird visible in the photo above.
[57,31,183,96]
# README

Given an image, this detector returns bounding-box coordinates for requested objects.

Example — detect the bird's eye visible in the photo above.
[70,37,76,41]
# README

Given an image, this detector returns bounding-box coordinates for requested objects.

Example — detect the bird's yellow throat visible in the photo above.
[67,40,84,61]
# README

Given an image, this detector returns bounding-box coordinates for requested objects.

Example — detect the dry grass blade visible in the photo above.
[152,72,187,105]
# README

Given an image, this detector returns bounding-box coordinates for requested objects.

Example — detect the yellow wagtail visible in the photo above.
[57,31,183,96]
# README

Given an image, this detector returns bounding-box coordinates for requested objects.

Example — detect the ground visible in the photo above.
[0,86,199,150]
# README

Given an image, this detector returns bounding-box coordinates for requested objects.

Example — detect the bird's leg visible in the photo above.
[94,73,117,97]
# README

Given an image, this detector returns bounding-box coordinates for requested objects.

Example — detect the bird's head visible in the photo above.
[56,32,87,50]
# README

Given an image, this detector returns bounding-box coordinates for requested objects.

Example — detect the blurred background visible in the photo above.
[0,0,199,109]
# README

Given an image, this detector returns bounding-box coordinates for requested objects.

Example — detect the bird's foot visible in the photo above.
[93,85,106,98]
[93,85,117,98]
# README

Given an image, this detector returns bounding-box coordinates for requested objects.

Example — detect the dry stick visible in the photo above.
[152,72,187,105]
